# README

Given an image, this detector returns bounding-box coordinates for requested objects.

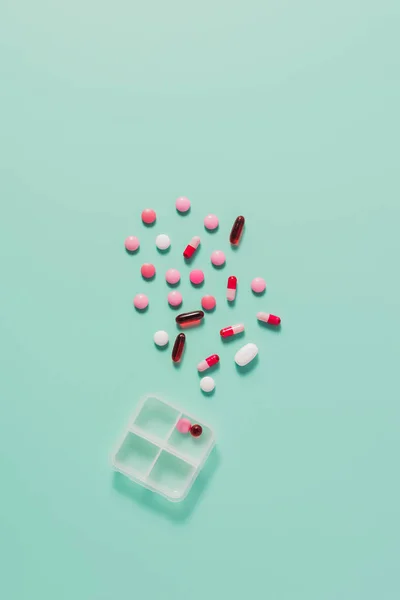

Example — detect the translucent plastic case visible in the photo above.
[112,394,216,502]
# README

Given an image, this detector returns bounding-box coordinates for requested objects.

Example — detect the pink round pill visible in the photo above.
[125,236,140,252]
[165,268,181,285]
[190,269,204,285]
[141,263,156,279]
[168,291,182,307]
[204,214,219,230]
[251,277,266,293]
[201,295,216,311]
[133,294,149,310]
[141,208,156,224]
[176,418,191,434]
[211,250,226,266]
[175,196,191,213]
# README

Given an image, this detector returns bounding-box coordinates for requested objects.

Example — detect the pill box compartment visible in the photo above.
[112,395,216,502]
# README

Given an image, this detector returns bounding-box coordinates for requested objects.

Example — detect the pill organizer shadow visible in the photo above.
[112,395,216,502]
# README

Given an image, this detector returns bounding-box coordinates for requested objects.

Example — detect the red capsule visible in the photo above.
[220,324,245,338]
[172,333,186,362]
[176,310,205,327]
[227,276,237,301]
[257,312,281,326]
[183,236,200,259]
[190,424,203,437]
[230,216,245,245]
[197,354,219,372]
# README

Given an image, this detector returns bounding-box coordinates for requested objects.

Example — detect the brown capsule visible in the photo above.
[172,333,186,362]
[230,216,245,245]
[175,310,205,326]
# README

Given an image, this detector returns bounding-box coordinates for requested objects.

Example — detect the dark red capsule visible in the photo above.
[230,216,245,245]
[172,333,186,362]
[175,310,205,326]
[190,424,203,437]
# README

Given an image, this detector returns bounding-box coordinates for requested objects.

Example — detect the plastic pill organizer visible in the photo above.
[112,394,216,501]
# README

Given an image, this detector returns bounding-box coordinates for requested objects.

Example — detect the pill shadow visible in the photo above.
[203,305,216,314]
[212,262,226,270]
[257,321,282,334]
[142,274,156,282]
[190,280,205,289]
[227,298,237,308]
[143,220,156,228]
[251,288,266,296]
[154,342,169,351]
[134,305,149,313]
[125,247,140,255]
[112,447,220,523]
[201,386,216,397]
[235,354,259,375]
[220,330,245,343]
[176,207,191,216]
[157,246,171,255]
[168,302,183,311]
[166,279,181,288]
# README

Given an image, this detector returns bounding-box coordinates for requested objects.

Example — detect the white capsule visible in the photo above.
[234,343,258,367]
[153,330,169,346]
[155,234,171,250]
[200,376,215,392]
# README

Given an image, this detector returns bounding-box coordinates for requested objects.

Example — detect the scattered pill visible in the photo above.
[190,269,204,285]
[133,294,149,310]
[153,330,169,346]
[230,215,245,245]
[141,263,156,279]
[201,295,216,311]
[227,276,237,301]
[204,214,219,230]
[200,377,215,393]
[172,333,186,362]
[235,343,258,367]
[155,234,171,250]
[141,208,156,224]
[183,236,200,259]
[190,424,203,437]
[176,418,191,433]
[168,291,182,307]
[125,236,140,252]
[257,312,281,326]
[220,323,245,338]
[251,277,266,293]
[176,310,205,326]
[175,197,191,213]
[211,250,226,266]
[165,268,180,285]
[197,354,219,372]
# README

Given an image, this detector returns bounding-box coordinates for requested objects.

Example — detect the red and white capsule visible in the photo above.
[183,236,200,259]
[197,354,220,372]
[227,276,237,302]
[257,312,281,326]
[220,324,245,338]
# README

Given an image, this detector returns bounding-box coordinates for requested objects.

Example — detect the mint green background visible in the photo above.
[1,1,400,599]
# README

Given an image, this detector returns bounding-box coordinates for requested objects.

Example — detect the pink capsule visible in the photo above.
[227,276,237,301]
[183,236,200,259]
[257,312,281,326]
[197,354,220,372]
[220,324,244,338]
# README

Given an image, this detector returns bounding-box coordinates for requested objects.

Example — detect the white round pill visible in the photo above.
[200,376,215,393]
[153,330,169,346]
[156,234,171,250]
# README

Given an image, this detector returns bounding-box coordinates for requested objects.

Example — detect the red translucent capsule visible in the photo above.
[220,324,245,338]
[230,216,245,245]
[190,424,203,437]
[183,236,200,259]
[197,354,220,372]
[172,333,186,362]
[257,312,281,326]
[227,276,237,301]
[176,310,205,327]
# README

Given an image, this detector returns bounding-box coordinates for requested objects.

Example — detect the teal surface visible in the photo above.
[1,1,400,598]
